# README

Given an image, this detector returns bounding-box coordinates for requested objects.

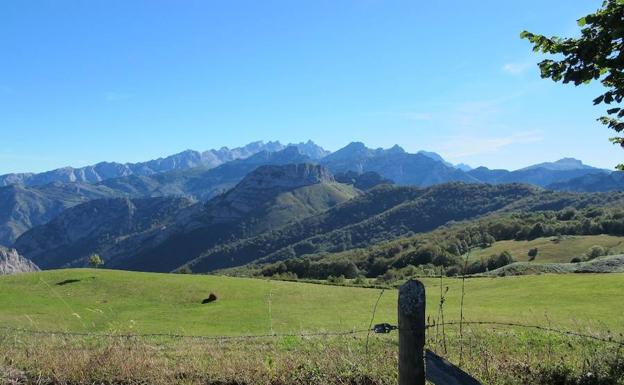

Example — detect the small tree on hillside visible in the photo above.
[528,247,539,261]
[88,253,103,268]
[175,266,193,274]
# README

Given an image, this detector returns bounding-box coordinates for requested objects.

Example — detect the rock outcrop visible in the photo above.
[0,246,39,274]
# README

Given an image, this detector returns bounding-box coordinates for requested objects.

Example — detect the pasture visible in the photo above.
[1,269,623,385]
[469,234,624,263]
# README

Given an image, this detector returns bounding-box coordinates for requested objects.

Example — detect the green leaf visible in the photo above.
[577,17,587,26]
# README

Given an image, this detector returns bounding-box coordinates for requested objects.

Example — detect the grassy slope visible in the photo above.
[0,269,623,335]
[470,235,624,263]
[258,183,359,232]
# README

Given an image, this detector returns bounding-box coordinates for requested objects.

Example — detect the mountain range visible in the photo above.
[14,163,624,276]
[11,163,536,272]
[15,164,359,271]
[0,140,329,188]
[1,140,622,250]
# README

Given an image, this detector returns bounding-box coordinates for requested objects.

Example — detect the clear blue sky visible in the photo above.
[0,0,619,174]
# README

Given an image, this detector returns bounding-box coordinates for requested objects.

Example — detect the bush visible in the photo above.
[487,251,514,271]
[528,247,538,261]
[570,257,582,263]
[353,275,367,285]
[466,260,486,275]
[445,265,461,276]
[175,266,193,274]
[376,270,398,283]
[327,275,346,284]
[585,245,608,260]
[272,272,298,281]
[466,251,515,275]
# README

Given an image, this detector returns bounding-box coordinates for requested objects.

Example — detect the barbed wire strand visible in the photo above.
[2,320,623,347]
[0,325,371,341]
[424,321,624,347]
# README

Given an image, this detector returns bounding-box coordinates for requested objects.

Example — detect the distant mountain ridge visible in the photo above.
[15,163,358,271]
[548,171,624,192]
[319,142,479,186]
[520,158,600,171]
[0,140,329,188]
[0,147,312,245]
[466,163,609,187]
[0,139,607,192]
[0,140,617,247]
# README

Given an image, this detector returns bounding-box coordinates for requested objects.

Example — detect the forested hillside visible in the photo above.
[223,191,624,279]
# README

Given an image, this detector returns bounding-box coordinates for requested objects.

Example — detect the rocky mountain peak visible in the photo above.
[387,144,406,154]
[205,163,334,220]
[0,246,39,275]
[243,163,334,186]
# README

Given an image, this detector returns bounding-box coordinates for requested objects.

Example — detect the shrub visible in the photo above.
[175,266,193,274]
[466,260,487,275]
[327,275,345,284]
[353,275,367,285]
[570,257,582,263]
[585,245,608,260]
[486,251,514,271]
[528,247,538,261]
[445,265,461,276]
[399,264,418,278]
[272,272,298,281]
[376,270,398,283]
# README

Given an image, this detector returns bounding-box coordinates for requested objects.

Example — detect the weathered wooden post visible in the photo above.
[399,279,426,385]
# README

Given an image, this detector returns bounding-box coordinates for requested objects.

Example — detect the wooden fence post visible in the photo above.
[399,279,426,385]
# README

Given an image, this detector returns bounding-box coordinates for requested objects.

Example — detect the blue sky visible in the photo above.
[0,0,619,174]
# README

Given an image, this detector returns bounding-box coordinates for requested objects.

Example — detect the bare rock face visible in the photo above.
[0,246,40,275]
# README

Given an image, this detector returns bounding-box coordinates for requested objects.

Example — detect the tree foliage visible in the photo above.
[521,0,624,169]
[88,253,103,268]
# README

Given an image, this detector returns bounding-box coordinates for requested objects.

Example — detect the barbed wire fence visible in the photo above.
[1,318,622,347]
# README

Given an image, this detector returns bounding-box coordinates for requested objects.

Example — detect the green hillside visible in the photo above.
[1,269,623,334]
[470,235,624,263]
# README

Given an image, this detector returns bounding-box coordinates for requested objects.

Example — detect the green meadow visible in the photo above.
[2,269,624,385]
[470,234,624,263]
[1,268,623,335]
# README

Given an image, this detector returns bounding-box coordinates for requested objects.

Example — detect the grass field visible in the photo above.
[1,268,623,334]
[470,234,624,263]
[2,269,624,385]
